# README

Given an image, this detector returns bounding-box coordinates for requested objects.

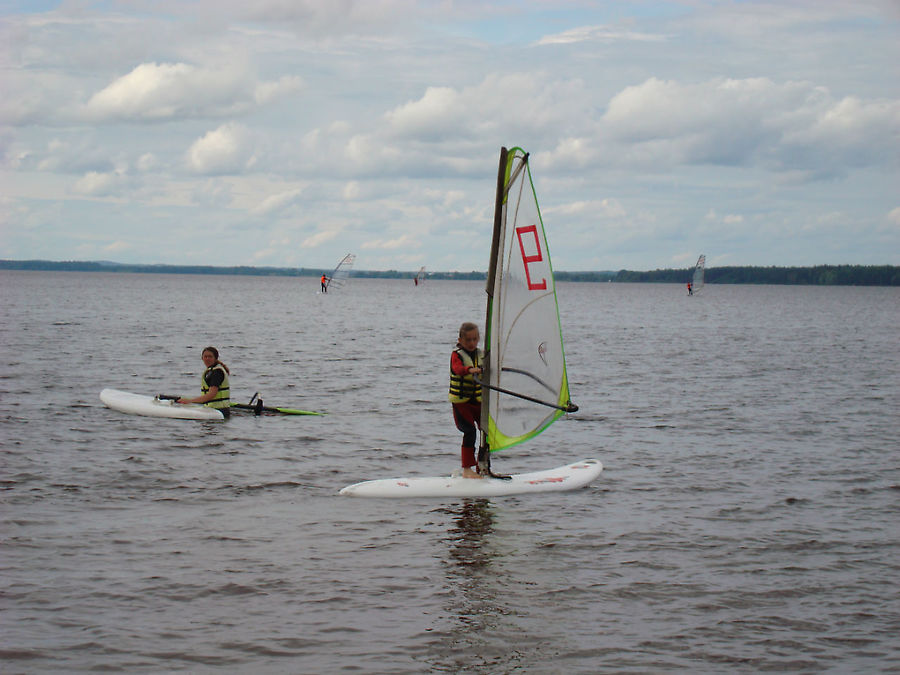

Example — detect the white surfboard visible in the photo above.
[338,458,602,498]
[100,388,225,420]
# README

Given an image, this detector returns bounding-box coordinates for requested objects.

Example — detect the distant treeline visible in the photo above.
[613,264,899,286]
[0,259,489,281]
[2,260,898,286]
[0,259,306,276]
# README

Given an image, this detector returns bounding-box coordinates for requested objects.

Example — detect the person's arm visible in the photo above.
[178,387,218,405]
[451,351,481,376]
[178,368,224,404]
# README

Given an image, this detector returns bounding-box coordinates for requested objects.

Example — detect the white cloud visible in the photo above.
[72,170,127,196]
[239,0,419,36]
[704,210,746,227]
[84,62,235,120]
[302,230,339,248]
[538,138,598,171]
[103,241,132,253]
[362,234,417,250]
[384,73,592,143]
[136,153,158,172]
[342,181,361,200]
[599,77,900,177]
[782,96,900,168]
[251,188,305,215]
[186,122,255,174]
[385,86,465,139]
[254,75,303,105]
[536,24,666,46]
[82,62,299,122]
[550,198,626,219]
[0,71,71,125]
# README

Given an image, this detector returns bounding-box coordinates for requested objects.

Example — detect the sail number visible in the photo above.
[516,225,547,290]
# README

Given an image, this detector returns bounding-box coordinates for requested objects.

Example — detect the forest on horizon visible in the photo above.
[2,259,898,286]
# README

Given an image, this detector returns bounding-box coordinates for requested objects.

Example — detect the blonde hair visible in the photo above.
[458,322,479,339]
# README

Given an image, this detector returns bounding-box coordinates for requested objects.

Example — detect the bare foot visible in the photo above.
[461,467,483,479]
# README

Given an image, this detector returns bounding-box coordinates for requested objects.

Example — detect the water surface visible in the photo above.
[1,271,898,673]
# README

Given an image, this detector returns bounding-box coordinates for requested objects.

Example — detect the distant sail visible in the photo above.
[415,266,426,285]
[482,147,575,454]
[692,254,706,293]
[325,253,356,290]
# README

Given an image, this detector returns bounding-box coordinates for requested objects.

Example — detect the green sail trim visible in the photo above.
[482,147,575,454]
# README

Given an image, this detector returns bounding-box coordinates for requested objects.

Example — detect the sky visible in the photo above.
[1,0,898,272]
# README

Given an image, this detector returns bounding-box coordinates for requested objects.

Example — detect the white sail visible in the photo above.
[326,253,356,290]
[692,254,706,293]
[482,147,575,454]
[415,266,426,285]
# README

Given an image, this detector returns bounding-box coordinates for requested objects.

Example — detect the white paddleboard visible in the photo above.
[339,458,602,498]
[100,388,225,421]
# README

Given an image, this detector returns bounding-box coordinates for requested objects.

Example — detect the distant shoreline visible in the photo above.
[2,259,898,286]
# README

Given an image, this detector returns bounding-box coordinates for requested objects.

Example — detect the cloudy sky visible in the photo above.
[2,0,898,272]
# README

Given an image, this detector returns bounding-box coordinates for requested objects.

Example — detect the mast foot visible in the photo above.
[477,464,511,481]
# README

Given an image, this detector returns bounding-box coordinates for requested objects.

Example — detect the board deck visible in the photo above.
[339,458,602,498]
[100,388,225,420]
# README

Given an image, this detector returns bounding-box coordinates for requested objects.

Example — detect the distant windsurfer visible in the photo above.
[449,322,485,479]
[177,346,231,413]
[687,282,693,295]
[321,274,328,292]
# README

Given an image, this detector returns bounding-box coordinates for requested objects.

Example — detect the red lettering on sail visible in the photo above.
[516,225,547,290]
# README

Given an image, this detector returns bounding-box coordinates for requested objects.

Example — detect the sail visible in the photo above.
[326,253,356,289]
[482,147,574,453]
[415,266,426,285]
[692,254,706,293]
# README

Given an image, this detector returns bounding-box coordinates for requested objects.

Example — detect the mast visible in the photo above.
[476,146,574,476]
[479,147,512,474]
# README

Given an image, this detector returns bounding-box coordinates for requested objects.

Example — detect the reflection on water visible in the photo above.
[423,500,520,672]
[444,498,496,571]
[442,500,501,635]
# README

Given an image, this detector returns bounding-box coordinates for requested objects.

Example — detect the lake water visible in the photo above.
[1,271,898,673]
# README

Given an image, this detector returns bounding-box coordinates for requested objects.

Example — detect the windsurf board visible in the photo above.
[100,388,225,420]
[338,458,602,498]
